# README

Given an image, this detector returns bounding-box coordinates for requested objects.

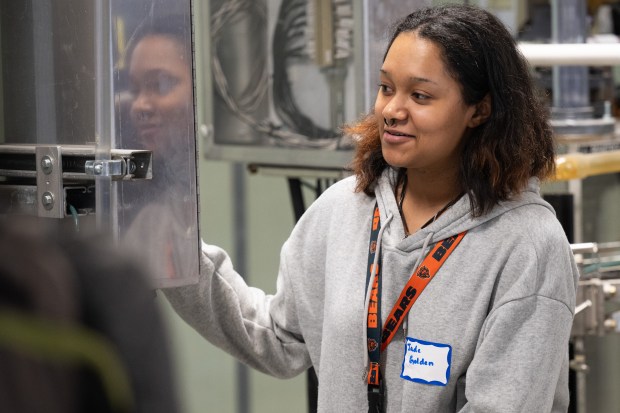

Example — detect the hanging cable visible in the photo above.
[210,0,345,150]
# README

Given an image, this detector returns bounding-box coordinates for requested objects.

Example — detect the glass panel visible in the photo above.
[0,0,199,288]
[199,0,360,169]
[114,1,199,288]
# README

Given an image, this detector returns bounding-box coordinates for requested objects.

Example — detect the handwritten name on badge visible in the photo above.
[401,337,452,386]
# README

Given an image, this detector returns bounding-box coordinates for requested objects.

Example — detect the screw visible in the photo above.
[41,192,54,210]
[93,163,103,175]
[41,156,53,174]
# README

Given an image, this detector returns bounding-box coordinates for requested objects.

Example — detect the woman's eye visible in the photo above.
[156,74,179,95]
[413,92,430,101]
[138,73,180,96]
[378,83,393,94]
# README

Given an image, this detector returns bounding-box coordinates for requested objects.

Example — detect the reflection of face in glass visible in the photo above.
[121,21,200,290]
[129,34,192,148]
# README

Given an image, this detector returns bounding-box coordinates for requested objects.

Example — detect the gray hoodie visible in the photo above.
[164,168,579,412]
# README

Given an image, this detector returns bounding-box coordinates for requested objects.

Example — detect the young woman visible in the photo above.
[164,4,578,412]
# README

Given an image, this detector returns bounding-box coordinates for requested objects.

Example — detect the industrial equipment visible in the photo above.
[0,0,200,288]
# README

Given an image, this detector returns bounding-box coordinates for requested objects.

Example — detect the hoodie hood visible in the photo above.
[373,168,554,251]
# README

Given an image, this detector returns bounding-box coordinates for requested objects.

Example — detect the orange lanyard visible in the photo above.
[378,230,466,352]
[365,203,466,389]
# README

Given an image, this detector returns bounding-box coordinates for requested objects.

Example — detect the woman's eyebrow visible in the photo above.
[379,69,437,85]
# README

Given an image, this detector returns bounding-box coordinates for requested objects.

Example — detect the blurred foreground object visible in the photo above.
[0,217,179,413]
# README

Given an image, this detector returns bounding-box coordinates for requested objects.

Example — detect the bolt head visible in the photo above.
[41,192,54,210]
[41,156,53,174]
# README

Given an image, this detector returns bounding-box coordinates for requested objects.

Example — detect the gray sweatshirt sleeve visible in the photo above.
[162,241,312,378]
[458,230,577,412]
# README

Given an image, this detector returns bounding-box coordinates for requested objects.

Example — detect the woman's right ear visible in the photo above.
[468,94,491,128]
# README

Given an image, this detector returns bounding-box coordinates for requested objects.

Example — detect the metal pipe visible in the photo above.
[94,0,116,235]
[518,43,620,66]
[554,150,620,181]
[233,162,250,413]
[551,0,589,112]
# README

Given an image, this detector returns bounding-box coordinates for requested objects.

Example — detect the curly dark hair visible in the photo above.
[124,14,193,67]
[347,4,555,216]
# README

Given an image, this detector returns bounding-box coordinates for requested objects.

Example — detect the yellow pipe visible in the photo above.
[554,150,620,180]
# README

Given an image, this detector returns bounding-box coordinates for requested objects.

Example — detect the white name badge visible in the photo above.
[401,337,452,386]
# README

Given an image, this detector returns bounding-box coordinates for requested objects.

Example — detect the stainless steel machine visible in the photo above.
[571,243,620,413]
[0,0,200,288]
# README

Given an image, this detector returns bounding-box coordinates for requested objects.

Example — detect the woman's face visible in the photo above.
[129,34,193,147]
[375,32,479,174]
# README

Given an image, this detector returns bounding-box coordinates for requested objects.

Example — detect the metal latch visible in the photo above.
[84,159,126,177]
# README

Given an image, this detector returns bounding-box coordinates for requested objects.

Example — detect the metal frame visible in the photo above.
[0,144,152,218]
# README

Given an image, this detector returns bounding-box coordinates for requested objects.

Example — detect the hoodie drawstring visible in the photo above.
[362,212,393,374]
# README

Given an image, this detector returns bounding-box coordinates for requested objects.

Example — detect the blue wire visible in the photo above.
[68,204,79,232]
